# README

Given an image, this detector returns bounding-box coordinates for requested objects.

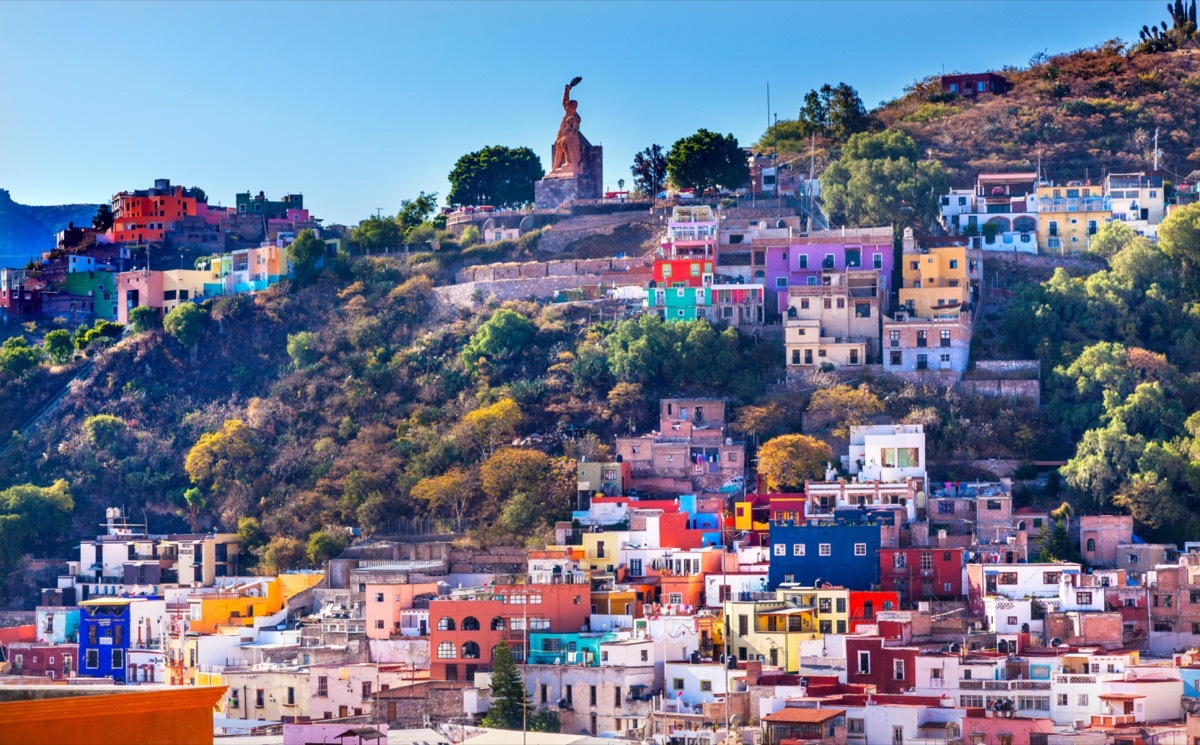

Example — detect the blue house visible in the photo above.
[78,598,135,682]
[767,515,883,591]
[527,632,614,666]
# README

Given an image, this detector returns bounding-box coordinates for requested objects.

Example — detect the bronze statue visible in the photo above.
[547,76,584,179]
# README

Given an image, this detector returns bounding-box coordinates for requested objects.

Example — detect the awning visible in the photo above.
[1098,693,1145,701]
[759,606,816,616]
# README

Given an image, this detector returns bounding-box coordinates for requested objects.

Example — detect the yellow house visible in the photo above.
[898,246,970,318]
[1036,182,1111,254]
[187,574,322,635]
[778,587,852,635]
[575,532,628,574]
[162,270,215,315]
[724,598,819,672]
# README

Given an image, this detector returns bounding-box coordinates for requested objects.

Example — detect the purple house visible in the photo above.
[757,227,895,314]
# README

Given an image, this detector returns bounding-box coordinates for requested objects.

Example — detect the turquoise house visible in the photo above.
[527,632,615,666]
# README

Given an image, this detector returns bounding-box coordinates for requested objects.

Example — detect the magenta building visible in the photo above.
[756,227,895,314]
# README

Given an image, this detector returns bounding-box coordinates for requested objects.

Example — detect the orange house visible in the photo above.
[109,180,203,244]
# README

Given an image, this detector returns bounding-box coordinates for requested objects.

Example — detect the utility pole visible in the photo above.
[1154,127,1161,171]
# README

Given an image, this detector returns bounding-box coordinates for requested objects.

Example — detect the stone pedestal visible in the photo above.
[535,141,603,209]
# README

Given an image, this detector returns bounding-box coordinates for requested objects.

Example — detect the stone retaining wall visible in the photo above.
[455,256,650,284]
[955,379,1041,405]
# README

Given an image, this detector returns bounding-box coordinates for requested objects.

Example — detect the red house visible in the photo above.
[652,257,713,288]
[844,636,920,694]
[4,642,77,679]
[428,582,590,682]
[941,72,1010,97]
[878,548,964,603]
[847,590,902,631]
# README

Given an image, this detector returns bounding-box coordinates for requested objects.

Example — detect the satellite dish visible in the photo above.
[730,715,742,727]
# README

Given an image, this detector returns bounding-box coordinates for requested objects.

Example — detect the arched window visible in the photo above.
[491,617,507,631]
[461,641,481,659]
[462,616,480,631]
[1086,538,1096,552]
[437,617,456,631]
[494,644,525,662]
[437,641,455,659]
[1017,521,1026,531]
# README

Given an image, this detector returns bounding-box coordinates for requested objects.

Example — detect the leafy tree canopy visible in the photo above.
[821,130,950,228]
[447,146,544,207]
[757,434,833,492]
[666,129,750,195]
[631,144,668,197]
[288,229,326,286]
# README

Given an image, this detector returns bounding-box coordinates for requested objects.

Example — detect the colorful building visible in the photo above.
[64,269,117,320]
[109,179,205,244]
[768,516,883,591]
[878,548,966,602]
[115,268,214,324]
[898,245,970,318]
[1036,181,1111,253]
[77,597,166,684]
[783,270,881,372]
[758,227,894,314]
[939,172,1039,253]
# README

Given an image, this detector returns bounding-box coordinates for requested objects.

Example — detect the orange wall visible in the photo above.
[0,686,226,745]
[111,190,199,243]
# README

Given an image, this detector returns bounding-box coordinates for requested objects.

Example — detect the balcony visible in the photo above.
[1092,714,1136,726]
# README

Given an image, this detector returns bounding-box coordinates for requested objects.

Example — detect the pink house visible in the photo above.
[961,710,1053,744]
[365,581,439,640]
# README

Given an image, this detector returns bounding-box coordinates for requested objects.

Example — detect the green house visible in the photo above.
[64,270,117,321]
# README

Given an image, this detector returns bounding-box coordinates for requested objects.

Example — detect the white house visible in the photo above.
[663,661,746,710]
[846,424,927,484]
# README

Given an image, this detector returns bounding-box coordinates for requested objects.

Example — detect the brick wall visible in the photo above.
[954,379,1041,404]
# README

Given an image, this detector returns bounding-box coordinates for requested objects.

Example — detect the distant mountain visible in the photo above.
[0,189,101,268]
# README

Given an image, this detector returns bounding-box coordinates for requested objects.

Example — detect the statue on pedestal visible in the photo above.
[546,76,584,179]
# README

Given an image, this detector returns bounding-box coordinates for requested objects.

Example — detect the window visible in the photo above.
[890,351,902,366]
[437,617,455,631]
[111,649,123,670]
[916,354,928,370]
[462,616,480,631]
[775,277,788,288]
[798,254,808,269]
[1128,554,1139,565]
[837,597,847,613]
[940,329,951,347]
[255,689,264,708]
[1086,538,1096,552]
[437,641,455,659]
[920,553,933,571]
[318,676,328,697]
[1078,694,1088,706]
[873,253,883,270]
[961,695,983,708]
[1043,572,1061,585]
[641,649,649,662]
[374,592,384,602]
[857,651,871,674]
[1076,592,1092,605]
[774,543,786,556]
[997,572,1018,585]
[375,619,385,629]
[893,553,907,569]
[793,544,805,557]
[1048,238,1061,250]
[86,650,99,669]
[819,544,831,557]
[699,680,712,692]
[1088,220,1098,235]
[893,659,905,680]
[848,718,865,734]
[286,686,296,706]
[1057,693,1068,706]
[854,543,867,556]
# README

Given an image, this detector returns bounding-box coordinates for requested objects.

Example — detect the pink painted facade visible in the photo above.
[365,581,439,640]
[961,711,1053,744]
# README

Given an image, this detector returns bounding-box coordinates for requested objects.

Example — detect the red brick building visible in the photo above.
[4,642,77,679]
[428,582,590,682]
[878,548,965,604]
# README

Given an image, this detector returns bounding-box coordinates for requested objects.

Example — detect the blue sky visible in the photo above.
[0,1,1162,225]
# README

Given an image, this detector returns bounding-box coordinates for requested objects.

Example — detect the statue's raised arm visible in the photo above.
[563,76,583,108]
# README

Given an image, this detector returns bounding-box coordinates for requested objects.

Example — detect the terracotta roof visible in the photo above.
[763,707,844,724]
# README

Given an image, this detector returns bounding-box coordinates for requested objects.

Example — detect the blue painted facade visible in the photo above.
[767,519,882,591]
[78,599,133,682]
[527,632,614,666]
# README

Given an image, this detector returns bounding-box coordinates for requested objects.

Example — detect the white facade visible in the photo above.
[704,573,768,608]
[843,702,964,745]
[846,424,927,484]
[984,596,1037,635]
[985,563,1081,600]
[663,661,746,709]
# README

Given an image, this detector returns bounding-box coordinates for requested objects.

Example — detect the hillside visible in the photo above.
[0,188,101,267]
[878,42,1200,182]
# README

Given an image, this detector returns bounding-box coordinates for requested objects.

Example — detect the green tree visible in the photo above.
[180,487,207,532]
[128,306,161,334]
[306,528,349,566]
[461,308,537,374]
[163,302,208,350]
[528,709,562,733]
[460,225,481,248]
[0,337,43,378]
[91,203,115,232]
[288,229,326,285]
[732,402,788,445]
[481,640,529,730]
[398,191,439,234]
[821,130,951,228]
[259,536,305,574]
[185,419,258,493]
[82,414,128,452]
[630,143,668,198]
[1159,201,1200,281]
[757,434,833,492]
[666,129,751,195]
[447,146,544,207]
[797,82,872,141]
[1037,502,1080,562]
[43,329,74,364]
[0,480,74,568]
[1089,220,1139,260]
[287,331,319,368]
[1061,417,1146,510]
[351,215,402,254]
[481,448,551,504]
[236,516,266,554]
